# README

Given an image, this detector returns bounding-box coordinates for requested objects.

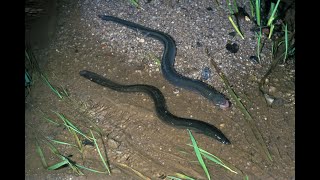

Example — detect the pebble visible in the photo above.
[137,37,145,43]
[108,138,120,149]
[269,86,276,93]
[173,88,180,94]
[201,67,211,80]
[111,168,122,174]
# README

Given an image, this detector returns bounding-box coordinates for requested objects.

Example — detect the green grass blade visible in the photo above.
[244,174,249,180]
[267,2,275,20]
[168,173,195,180]
[66,124,84,152]
[90,130,111,174]
[36,108,61,126]
[232,0,238,13]
[35,139,48,168]
[61,86,69,97]
[45,139,61,156]
[283,24,288,63]
[187,129,211,180]
[267,0,281,26]
[42,116,60,126]
[129,0,139,8]
[255,0,261,26]
[53,111,91,140]
[226,0,234,15]
[75,164,109,174]
[47,159,69,170]
[201,152,238,174]
[25,70,32,86]
[49,139,78,148]
[56,156,84,175]
[207,50,273,162]
[256,30,262,63]
[228,16,244,39]
[42,138,84,175]
[268,24,275,39]
[41,74,63,99]
[249,0,254,18]
[166,176,182,180]
[186,144,238,174]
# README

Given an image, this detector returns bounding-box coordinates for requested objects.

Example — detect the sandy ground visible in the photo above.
[25,0,295,179]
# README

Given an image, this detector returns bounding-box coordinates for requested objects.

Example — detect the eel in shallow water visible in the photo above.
[97,15,230,109]
[79,70,230,144]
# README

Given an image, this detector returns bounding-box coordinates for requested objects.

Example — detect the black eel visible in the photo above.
[80,70,230,144]
[98,15,230,109]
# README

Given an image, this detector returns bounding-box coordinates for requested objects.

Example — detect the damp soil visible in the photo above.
[25,0,295,179]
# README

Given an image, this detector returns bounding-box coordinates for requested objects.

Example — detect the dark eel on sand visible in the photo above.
[98,15,230,109]
[80,70,230,144]
[79,15,231,144]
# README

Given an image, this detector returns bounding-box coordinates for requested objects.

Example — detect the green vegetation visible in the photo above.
[34,111,110,175]
[227,0,244,39]
[228,15,245,39]
[129,0,140,8]
[188,130,211,180]
[226,0,294,63]
[167,173,195,180]
[206,48,273,162]
[167,129,244,179]
[25,47,68,99]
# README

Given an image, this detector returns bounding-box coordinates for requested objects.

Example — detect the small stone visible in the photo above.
[201,67,211,80]
[108,138,120,149]
[269,86,276,93]
[173,88,180,94]
[138,38,145,43]
[111,168,122,174]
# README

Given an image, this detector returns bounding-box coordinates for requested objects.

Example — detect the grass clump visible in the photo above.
[33,111,111,175]
[25,46,68,99]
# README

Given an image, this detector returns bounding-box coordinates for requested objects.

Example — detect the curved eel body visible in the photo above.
[80,70,230,144]
[98,15,230,109]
